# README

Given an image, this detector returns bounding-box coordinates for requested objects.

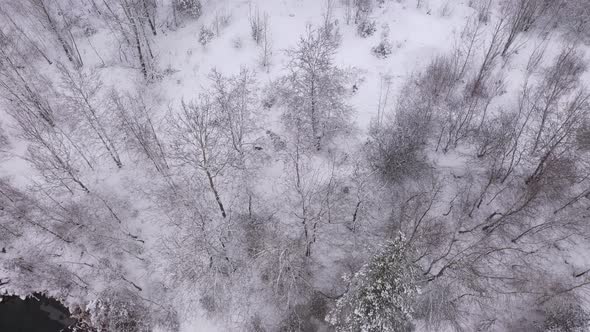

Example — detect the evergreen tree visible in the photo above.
[327,236,419,332]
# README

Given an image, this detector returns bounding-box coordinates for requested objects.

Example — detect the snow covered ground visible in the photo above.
[2,0,590,331]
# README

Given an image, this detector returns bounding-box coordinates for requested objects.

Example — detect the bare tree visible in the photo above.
[278,26,353,150]
[258,13,272,72]
[14,110,91,193]
[0,48,94,170]
[285,144,337,257]
[469,17,506,97]
[98,0,157,79]
[58,64,123,168]
[140,0,157,36]
[456,15,484,89]
[529,44,586,153]
[111,90,170,177]
[321,0,341,45]
[209,67,258,166]
[168,97,230,218]
[500,0,555,57]
[341,0,354,25]
[0,45,55,126]
[375,73,392,129]
[249,3,264,45]
[418,16,510,153]
[120,0,156,79]
[525,88,589,187]
[0,7,53,65]
[22,0,83,67]
[0,178,71,243]
[365,33,590,330]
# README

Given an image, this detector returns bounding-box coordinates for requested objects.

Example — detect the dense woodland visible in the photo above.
[1,0,590,331]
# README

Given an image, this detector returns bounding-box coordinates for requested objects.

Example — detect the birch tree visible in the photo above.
[168,97,230,218]
[58,64,123,168]
[99,0,157,79]
[23,0,83,67]
[111,90,170,176]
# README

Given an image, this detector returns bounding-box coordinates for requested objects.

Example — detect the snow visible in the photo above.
[2,0,590,331]
[147,0,470,135]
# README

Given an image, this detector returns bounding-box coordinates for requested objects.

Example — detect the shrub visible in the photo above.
[366,76,433,183]
[89,288,151,332]
[199,25,214,46]
[357,19,377,38]
[175,0,202,19]
[372,40,392,58]
[232,36,243,49]
[83,24,97,37]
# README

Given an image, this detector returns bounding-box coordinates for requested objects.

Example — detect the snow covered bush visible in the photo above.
[371,39,392,58]
[326,237,419,332]
[366,122,430,183]
[175,0,202,19]
[88,288,179,332]
[366,74,433,182]
[232,36,243,49]
[357,19,377,38]
[89,288,152,332]
[199,25,214,46]
[373,24,392,58]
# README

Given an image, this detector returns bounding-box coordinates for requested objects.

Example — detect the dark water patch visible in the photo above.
[0,293,77,332]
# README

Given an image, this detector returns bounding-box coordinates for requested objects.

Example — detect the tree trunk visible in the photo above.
[205,168,227,218]
[40,4,78,66]
[142,0,157,35]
